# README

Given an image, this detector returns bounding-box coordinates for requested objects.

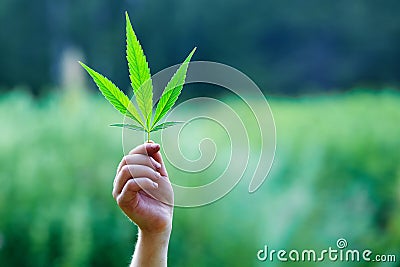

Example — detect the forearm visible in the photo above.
[130,229,171,267]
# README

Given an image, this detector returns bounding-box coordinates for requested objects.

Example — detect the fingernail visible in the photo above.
[154,171,161,179]
[151,158,161,169]
[153,182,159,188]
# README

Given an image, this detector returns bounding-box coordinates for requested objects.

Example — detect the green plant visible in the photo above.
[79,12,196,141]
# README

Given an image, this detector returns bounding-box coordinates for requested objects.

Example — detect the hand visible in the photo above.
[112,142,174,235]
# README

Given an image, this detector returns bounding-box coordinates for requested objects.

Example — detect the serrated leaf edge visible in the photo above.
[79,61,145,128]
[150,121,184,132]
[152,47,196,127]
[110,123,146,131]
[125,12,153,129]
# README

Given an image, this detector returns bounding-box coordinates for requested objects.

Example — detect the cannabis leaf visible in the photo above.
[79,62,144,127]
[151,48,196,128]
[110,123,146,131]
[151,121,184,132]
[125,12,153,129]
[110,121,182,132]
[80,12,196,142]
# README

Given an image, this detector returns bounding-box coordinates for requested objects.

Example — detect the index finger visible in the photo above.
[151,150,168,177]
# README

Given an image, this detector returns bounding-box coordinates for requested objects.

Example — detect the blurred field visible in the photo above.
[0,89,399,266]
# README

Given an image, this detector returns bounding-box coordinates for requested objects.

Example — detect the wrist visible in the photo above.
[138,226,171,245]
[131,228,171,267]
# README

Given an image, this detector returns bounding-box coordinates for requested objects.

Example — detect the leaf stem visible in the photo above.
[147,131,150,142]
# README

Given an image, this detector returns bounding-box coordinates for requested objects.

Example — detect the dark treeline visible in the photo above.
[1,0,400,95]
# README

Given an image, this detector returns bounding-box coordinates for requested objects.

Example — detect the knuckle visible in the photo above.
[116,195,123,206]
[121,164,128,172]
[126,179,137,190]
[121,165,131,174]
[123,155,135,164]
[153,170,161,179]
[122,155,129,163]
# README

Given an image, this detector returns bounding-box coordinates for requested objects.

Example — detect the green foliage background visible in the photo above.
[0,89,399,266]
